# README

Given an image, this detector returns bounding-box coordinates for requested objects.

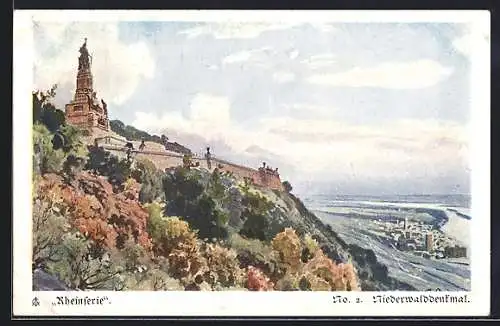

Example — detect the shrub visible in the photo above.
[207,169,227,201]
[107,156,133,191]
[238,190,273,241]
[301,233,320,263]
[145,201,168,246]
[85,146,110,174]
[132,158,164,204]
[121,238,151,273]
[123,269,185,291]
[271,228,303,273]
[32,183,70,269]
[33,87,65,133]
[201,243,245,288]
[275,273,301,291]
[239,213,268,241]
[301,250,360,291]
[282,180,293,193]
[62,154,86,182]
[47,232,125,290]
[247,266,274,291]
[168,248,207,284]
[33,123,66,174]
[162,167,204,207]
[162,217,198,255]
[85,146,132,191]
[146,215,207,284]
[162,168,229,240]
[55,124,88,156]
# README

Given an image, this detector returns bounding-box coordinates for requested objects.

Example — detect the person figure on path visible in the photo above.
[205,147,212,170]
[139,139,146,151]
[125,141,134,161]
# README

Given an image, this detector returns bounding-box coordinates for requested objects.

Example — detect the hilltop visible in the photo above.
[32,88,414,291]
[109,119,192,155]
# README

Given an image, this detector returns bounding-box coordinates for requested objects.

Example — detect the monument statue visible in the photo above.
[78,38,91,70]
[101,99,107,115]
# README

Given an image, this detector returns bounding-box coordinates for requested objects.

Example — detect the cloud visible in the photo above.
[301,53,336,69]
[178,22,301,39]
[258,117,469,178]
[33,22,155,106]
[273,71,295,83]
[287,49,299,60]
[452,24,490,60]
[285,104,336,119]
[178,22,336,40]
[222,47,273,65]
[306,60,454,89]
[132,93,468,187]
[189,93,231,129]
[309,23,336,33]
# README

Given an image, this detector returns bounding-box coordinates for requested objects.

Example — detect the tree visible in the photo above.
[32,185,69,269]
[132,158,164,204]
[33,123,66,174]
[238,190,273,241]
[33,85,65,133]
[62,154,86,182]
[162,167,229,240]
[57,124,87,155]
[47,232,125,290]
[85,146,132,190]
[282,181,293,193]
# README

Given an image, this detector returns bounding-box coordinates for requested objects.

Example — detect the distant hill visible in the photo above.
[109,119,192,155]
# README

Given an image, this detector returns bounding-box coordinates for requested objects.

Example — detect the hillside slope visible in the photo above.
[31,90,413,291]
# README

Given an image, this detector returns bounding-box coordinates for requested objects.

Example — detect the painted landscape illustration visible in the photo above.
[32,20,471,292]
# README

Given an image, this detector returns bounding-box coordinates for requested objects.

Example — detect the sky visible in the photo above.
[32,20,479,196]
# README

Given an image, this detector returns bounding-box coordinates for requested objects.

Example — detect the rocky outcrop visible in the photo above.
[33,268,71,291]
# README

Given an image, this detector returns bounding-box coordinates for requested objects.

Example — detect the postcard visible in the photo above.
[13,9,490,317]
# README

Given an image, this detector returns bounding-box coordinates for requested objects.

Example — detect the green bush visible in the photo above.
[121,238,150,272]
[122,268,185,291]
[32,192,70,269]
[33,123,66,174]
[162,167,229,240]
[33,86,65,133]
[132,158,164,204]
[56,124,88,156]
[85,146,132,190]
[62,154,86,182]
[239,212,268,241]
[145,201,168,246]
[47,232,125,290]
[238,190,273,241]
[282,181,293,193]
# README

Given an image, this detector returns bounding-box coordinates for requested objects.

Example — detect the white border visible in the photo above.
[13,10,491,317]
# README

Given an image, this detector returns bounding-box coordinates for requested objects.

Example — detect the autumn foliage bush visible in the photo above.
[300,250,360,291]
[269,228,360,291]
[247,266,274,291]
[202,243,245,288]
[36,172,152,253]
[271,228,303,273]
[147,215,207,284]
